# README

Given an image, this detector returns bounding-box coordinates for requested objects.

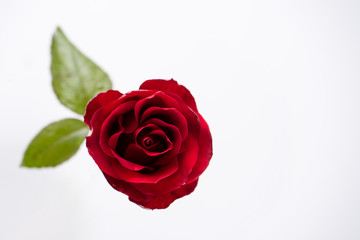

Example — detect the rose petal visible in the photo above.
[139,79,198,112]
[135,126,173,156]
[141,119,182,165]
[111,148,153,171]
[107,131,122,151]
[99,101,137,157]
[130,179,198,209]
[122,111,137,133]
[141,107,188,139]
[135,91,199,143]
[89,90,155,130]
[123,143,157,166]
[103,173,152,203]
[87,130,179,183]
[86,133,119,177]
[143,130,173,154]
[132,133,199,195]
[111,156,179,183]
[84,90,123,127]
[187,113,213,183]
[134,91,178,122]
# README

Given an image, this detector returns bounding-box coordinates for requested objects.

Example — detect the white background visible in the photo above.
[1,0,360,239]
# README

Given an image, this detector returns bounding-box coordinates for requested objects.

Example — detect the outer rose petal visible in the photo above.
[103,173,152,203]
[130,179,199,209]
[139,79,198,112]
[84,90,123,127]
[187,113,213,183]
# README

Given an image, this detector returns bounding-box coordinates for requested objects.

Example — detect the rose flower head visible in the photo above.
[84,79,212,209]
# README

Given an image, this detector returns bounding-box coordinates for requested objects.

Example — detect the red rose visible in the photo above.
[84,79,212,209]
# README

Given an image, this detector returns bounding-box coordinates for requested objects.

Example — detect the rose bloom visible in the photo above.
[84,79,212,209]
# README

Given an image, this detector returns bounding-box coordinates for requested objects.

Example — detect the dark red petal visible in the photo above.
[123,143,157,166]
[111,148,153,171]
[130,179,198,209]
[84,90,123,127]
[103,173,153,203]
[87,128,179,183]
[134,91,178,122]
[139,79,198,112]
[134,91,199,143]
[132,133,199,196]
[99,101,137,157]
[121,111,137,133]
[86,134,119,177]
[141,107,188,139]
[107,131,122,151]
[89,90,155,131]
[135,129,173,156]
[187,113,213,183]
[111,155,179,183]
[141,118,182,165]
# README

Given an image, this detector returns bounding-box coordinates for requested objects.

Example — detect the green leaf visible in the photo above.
[51,27,112,115]
[21,118,89,168]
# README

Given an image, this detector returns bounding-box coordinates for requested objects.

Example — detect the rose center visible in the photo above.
[142,137,154,148]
